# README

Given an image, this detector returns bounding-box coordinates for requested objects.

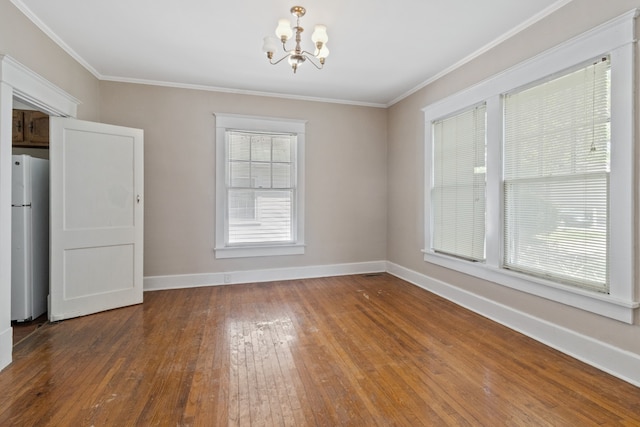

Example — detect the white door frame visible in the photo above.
[0,55,80,371]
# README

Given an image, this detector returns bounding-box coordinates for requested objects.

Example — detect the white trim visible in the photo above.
[0,55,81,372]
[423,252,638,323]
[0,55,80,117]
[0,82,12,370]
[214,113,306,134]
[214,244,305,259]
[101,76,387,109]
[608,41,636,301]
[0,327,11,369]
[422,10,639,323]
[386,262,640,388]
[143,261,387,291]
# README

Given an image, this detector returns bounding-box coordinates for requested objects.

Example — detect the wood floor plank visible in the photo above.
[1,273,639,426]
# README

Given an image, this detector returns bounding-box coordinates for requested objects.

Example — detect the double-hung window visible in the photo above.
[431,105,487,261]
[423,11,637,322]
[503,59,610,292]
[215,114,305,258]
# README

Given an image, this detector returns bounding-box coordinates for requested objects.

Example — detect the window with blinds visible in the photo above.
[431,105,487,261]
[227,130,297,245]
[503,58,610,292]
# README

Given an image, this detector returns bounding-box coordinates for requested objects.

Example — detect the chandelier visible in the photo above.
[262,6,329,73]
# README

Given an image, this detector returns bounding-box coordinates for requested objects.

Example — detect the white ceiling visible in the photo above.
[12,0,570,107]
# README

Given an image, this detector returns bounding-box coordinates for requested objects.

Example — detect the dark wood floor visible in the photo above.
[1,274,638,426]
[12,313,49,345]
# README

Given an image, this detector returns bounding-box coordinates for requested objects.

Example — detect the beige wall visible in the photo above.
[0,1,100,120]
[387,0,640,355]
[99,82,388,276]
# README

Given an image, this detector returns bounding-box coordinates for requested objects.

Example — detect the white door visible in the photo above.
[49,117,144,321]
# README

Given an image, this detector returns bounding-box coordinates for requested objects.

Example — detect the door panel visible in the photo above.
[64,245,134,298]
[63,130,134,229]
[49,117,143,321]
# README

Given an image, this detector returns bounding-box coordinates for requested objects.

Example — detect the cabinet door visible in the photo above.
[12,110,24,143]
[25,111,49,146]
[12,110,50,148]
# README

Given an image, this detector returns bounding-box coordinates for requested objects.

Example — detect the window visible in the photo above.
[423,11,637,323]
[503,59,610,292]
[215,114,305,258]
[227,131,295,243]
[431,104,487,261]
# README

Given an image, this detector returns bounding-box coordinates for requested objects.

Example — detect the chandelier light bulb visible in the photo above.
[311,25,328,45]
[262,36,278,55]
[275,18,293,42]
[316,45,330,60]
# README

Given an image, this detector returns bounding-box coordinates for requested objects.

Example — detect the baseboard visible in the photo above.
[143,260,387,291]
[0,326,12,372]
[386,261,640,388]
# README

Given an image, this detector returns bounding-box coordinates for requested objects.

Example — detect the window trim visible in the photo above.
[422,9,639,323]
[214,113,306,258]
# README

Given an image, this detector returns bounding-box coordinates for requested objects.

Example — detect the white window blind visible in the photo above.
[432,105,487,261]
[227,131,296,245]
[503,58,610,292]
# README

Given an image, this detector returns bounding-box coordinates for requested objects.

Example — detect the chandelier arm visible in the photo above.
[269,54,294,66]
[301,52,323,69]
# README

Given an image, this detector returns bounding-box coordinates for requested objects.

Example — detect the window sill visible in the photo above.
[215,243,305,259]
[423,250,639,323]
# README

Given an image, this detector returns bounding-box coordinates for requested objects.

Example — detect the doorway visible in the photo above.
[0,54,80,371]
[1,55,144,372]
[10,98,50,346]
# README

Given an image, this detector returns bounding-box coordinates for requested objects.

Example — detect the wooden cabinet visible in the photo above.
[12,109,49,148]
[12,110,24,143]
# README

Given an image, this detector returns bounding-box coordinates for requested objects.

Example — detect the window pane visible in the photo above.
[273,137,292,162]
[504,174,608,289]
[229,133,250,161]
[229,161,250,187]
[273,163,291,188]
[503,58,610,292]
[229,189,256,221]
[251,135,271,162]
[432,104,486,261]
[228,190,292,244]
[252,163,271,188]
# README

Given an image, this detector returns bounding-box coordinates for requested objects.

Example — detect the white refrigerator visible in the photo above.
[11,155,49,322]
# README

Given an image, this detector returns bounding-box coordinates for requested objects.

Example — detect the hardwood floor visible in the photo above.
[12,313,49,345]
[1,274,638,426]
